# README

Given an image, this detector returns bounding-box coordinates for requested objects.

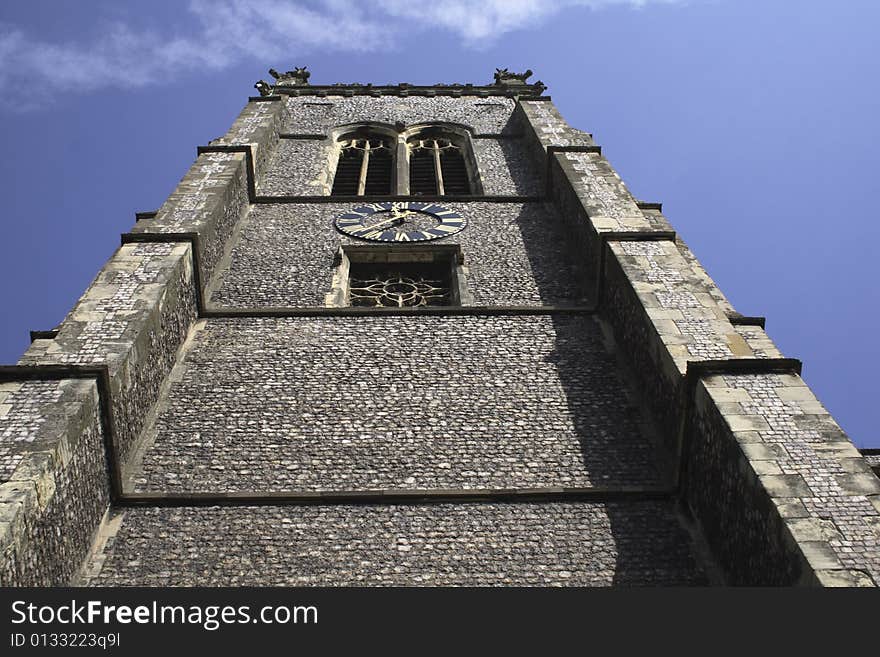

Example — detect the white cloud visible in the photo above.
[0,0,684,102]
[375,0,679,43]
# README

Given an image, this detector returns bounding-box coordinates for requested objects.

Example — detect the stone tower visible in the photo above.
[2,68,878,586]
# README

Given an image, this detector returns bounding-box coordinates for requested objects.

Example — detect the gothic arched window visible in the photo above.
[329,124,480,196]
[406,134,472,196]
[331,134,393,196]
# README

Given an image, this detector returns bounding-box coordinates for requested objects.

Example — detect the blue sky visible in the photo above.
[0,1,877,447]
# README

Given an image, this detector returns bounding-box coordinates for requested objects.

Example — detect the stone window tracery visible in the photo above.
[329,124,479,196]
[325,244,472,308]
[330,135,393,196]
[349,264,452,307]
[407,135,470,196]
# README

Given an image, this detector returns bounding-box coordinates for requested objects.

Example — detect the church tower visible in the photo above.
[2,68,878,586]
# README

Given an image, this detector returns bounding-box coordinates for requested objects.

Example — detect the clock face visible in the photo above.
[334,201,465,242]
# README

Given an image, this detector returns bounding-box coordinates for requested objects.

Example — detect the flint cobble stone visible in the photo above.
[19,243,198,463]
[473,138,542,196]
[0,380,109,586]
[284,96,516,135]
[256,137,541,198]
[131,315,664,493]
[87,502,707,586]
[207,202,589,308]
[688,373,880,585]
[258,139,331,196]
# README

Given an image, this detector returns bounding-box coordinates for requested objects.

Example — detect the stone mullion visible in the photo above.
[357,142,370,196]
[432,140,445,195]
[395,138,409,195]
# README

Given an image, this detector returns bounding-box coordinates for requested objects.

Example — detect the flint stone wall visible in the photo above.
[20,243,198,463]
[687,373,880,586]
[0,379,109,586]
[472,137,542,196]
[87,501,707,586]
[208,202,590,308]
[283,96,518,135]
[130,314,666,493]
[132,152,249,288]
[258,138,332,196]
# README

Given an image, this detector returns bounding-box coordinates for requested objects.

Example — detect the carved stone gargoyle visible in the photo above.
[254,80,273,96]
[493,68,534,85]
[268,66,311,86]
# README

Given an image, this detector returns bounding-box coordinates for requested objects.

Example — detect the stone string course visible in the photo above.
[130,315,665,493]
[0,380,109,586]
[283,96,517,135]
[87,501,708,586]
[208,202,590,308]
[689,373,880,586]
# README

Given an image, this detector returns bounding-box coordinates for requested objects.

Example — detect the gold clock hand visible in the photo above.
[382,209,418,225]
[356,213,405,233]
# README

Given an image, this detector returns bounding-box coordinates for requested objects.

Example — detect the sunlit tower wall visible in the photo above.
[1,68,878,586]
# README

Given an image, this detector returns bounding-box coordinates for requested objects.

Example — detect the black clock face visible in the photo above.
[334,202,465,242]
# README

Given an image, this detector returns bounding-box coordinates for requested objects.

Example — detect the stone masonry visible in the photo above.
[127,315,664,494]
[1,69,877,587]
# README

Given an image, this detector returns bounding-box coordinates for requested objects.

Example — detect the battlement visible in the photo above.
[252,66,548,99]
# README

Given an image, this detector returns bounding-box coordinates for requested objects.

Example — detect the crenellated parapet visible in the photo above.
[254,66,548,99]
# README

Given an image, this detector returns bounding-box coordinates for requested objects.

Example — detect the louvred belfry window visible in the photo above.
[407,137,471,196]
[331,136,393,196]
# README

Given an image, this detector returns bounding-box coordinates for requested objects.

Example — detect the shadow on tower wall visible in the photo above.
[500,131,710,584]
